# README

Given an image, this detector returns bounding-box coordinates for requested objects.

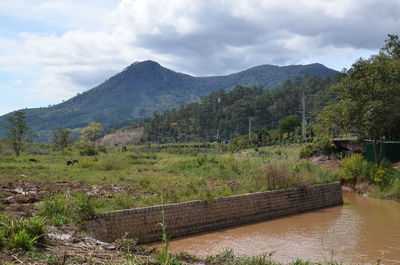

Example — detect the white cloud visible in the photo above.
[1,0,400,112]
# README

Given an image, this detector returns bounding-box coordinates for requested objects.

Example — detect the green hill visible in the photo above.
[142,74,344,143]
[0,60,338,141]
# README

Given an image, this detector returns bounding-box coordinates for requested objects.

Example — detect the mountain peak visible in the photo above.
[126,60,161,70]
[0,61,339,140]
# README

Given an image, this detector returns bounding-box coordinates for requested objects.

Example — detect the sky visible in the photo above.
[0,0,399,115]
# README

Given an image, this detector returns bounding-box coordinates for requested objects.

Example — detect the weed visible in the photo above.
[115,237,143,264]
[23,216,47,242]
[0,214,46,251]
[38,192,94,225]
[7,228,38,251]
[156,209,171,265]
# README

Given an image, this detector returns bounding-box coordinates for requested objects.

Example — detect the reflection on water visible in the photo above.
[167,192,400,264]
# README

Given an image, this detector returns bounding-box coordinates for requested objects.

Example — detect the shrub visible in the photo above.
[78,145,98,156]
[382,178,400,201]
[299,136,336,159]
[299,144,315,159]
[97,145,108,154]
[340,154,372,184]
[38,193,94,225]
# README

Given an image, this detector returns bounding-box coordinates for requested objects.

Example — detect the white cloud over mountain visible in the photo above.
[0,0,399,113]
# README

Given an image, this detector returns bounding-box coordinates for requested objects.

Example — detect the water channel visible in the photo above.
[167,191,400,264]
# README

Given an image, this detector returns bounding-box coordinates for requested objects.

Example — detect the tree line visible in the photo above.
[2,112,104,156]
[2,34,399,165]
[142,74,344,144]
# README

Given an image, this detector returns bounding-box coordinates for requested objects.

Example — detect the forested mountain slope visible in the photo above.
[0,60,338,140]
[142,74,345,143]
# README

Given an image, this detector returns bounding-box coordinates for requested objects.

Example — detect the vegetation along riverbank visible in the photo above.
[1,35,400,264]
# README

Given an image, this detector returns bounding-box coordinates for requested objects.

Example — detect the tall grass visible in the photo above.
[0,144,342,214]
[205,249,346,265]
[38,192,94,225]
[0,214,47,251]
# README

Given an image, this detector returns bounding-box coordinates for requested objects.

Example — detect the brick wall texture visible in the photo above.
[85,182,343,243]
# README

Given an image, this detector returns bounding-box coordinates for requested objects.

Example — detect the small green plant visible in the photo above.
[115,237,142,264]
[156,209,171,265]
[23,216,47,242]
[154,209,182,265]
[7,228,38,251]
[0,214,46,252]
[0,230,5,248]
[38,192,94,225]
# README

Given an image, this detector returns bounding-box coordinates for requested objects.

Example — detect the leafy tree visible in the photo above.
[5,111,31,156]
[331,34,400,163]
[79,122,103,147]
[278,115,301,137]
[142,76,342,144]
[382,34,400,59]
[314,103,347,136]
[53,128,71,152]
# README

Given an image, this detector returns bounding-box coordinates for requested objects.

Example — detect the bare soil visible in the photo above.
[0,180,154,264]
[310,155,341,170]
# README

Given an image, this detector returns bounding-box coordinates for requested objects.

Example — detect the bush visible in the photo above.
[78,145,98,156]
[340,154,372,184]
[299,136,336,159]
[299,144,315,159]
[97,145,107,154]
[38,193,95,225]
[382,178,400,201]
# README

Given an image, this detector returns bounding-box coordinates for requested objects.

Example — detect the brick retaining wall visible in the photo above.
[85,182,343,243]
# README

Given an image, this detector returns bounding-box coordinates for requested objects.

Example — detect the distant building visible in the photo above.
[333,136,400,162]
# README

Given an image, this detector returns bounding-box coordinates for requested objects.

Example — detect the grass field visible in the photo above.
[0,144,338,214]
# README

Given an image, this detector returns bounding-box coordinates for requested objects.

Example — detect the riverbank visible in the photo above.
[1,144,399,264]
[4,190,394,265]
[166,191,400,265]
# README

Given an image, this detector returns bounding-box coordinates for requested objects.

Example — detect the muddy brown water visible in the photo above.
[166,191,400,264]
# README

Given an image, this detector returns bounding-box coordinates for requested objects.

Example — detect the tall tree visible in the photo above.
[53,128,71,152]
[6,111,30,156]
[331,34,400,163]
[278,115,301,137]
[79,122,103,147]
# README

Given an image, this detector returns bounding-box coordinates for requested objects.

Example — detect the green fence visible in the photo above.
[364,141,400,163]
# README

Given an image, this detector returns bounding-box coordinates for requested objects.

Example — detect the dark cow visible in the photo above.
[66,160,79,166]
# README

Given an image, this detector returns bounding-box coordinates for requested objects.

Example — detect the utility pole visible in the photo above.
[248,117,255,140]
[301,88,306,142]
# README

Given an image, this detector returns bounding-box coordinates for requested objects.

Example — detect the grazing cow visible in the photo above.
[28,158,38,162]
[66,160,79,166]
